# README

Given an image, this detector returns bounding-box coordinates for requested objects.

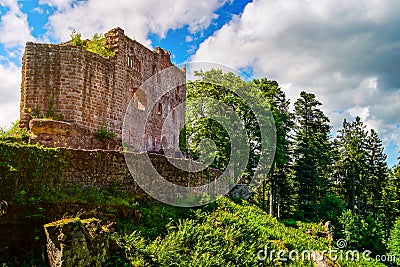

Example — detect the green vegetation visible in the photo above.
[0,120,29,143]
[45,93,63,120]
[183,69,400,263]
[109,197,384,266]
[28,93,64,121]
[0,140,392,266]
[338,210,384,254]
[388,217,400,266]
[70,29,115,58]
[2,68,400,265]
[93,123,116,141]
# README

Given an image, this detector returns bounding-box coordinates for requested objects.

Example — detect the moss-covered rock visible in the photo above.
[44,218,111,267]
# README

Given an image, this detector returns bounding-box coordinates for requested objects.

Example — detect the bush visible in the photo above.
[70,29,114,58]
[338,210,385,254]
[110,197,385,266]
[316,193,345,228]
[388,217,400,266]
[94,124,116,141]
[0,120,29,143]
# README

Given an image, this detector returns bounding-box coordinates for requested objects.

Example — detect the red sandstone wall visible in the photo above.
[0,143,220,199]
[20,28,186,151]
[20,43,116,133]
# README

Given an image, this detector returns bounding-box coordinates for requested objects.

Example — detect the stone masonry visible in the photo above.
[19,27,186,151]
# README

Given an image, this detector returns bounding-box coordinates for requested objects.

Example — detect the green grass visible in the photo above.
[109,197,387,266]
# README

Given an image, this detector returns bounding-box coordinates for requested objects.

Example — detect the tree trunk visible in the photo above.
[352,177,356,213]
[372,194,376,220]
[277,191,281,220]
[262,180,265,211]
[269,187,273,217]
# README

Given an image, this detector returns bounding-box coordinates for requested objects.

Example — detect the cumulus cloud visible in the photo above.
[192,0,400,163]
[44,0,228,46]
[0,0,31,128]
[0,0,34,48]
[38,0,74,10]
[0,62,20,128]
[0,1,228,128]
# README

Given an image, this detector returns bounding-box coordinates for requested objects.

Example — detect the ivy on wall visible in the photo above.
[0,142,63,203]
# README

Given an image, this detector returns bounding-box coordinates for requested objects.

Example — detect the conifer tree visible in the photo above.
[365,129,388,218]
[254,78,296,218]
[292,91,332,219]
[382,165,400,237]
[334,117,368,214]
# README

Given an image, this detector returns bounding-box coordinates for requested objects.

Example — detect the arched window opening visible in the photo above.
[133,89,147,111]
[147,135,153,151]
[133,57,141,73]
[157,102,162,114]
[127,53,141,73]
[161,136,168,149]
[172,108,176,122]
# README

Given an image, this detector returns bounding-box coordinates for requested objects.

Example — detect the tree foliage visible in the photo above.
[292,91,332,219]
[253,78,295,218]
[70,29,115,58]
[184,70,265,179]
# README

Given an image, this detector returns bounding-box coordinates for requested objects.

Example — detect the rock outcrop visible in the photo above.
[44,218,111,267]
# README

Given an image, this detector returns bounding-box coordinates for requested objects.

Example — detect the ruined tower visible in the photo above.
[19,28,186,151]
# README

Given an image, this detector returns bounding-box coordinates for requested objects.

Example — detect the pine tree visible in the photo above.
[365,129,388,218]
[334,117,368,214]
[292,91,332,219]
[382,165,400,237]
[391,164,400,216]
[254,78,296,218]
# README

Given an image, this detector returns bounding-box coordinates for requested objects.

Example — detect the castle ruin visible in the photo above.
[19,27,186,150]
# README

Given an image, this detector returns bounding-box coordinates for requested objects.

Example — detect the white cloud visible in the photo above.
[0,62,20,128]
[0,0,19,12]
[44,0,228,46]
[0,0,32,129]
[192,0,400,163]
[348,106,370,122]
[0,1,229,129]
[38,0,74,10]
[0,0,34,48]
[32,7,44,15]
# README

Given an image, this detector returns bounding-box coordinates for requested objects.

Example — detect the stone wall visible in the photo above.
[20,28,186,151]
[20,42,117,132]
[0,142,220,202]
[28,119,119,150]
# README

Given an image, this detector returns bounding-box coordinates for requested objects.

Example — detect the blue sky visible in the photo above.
[1,0,400,167]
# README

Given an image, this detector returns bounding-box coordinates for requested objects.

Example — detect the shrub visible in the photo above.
[388,217,400,266]
[110,197,385,266]
[316,193,345,228]
[45,93,63,120]
[94,124,116,141]
[70,29,84,46]
[338,210,385,254]
[70,29,114,58]
[0,120,29,143]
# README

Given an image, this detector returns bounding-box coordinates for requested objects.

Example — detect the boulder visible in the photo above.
[28,119,119,149]
[229,184,253,200]
[44,218,111,267]
[29,119,88,137]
